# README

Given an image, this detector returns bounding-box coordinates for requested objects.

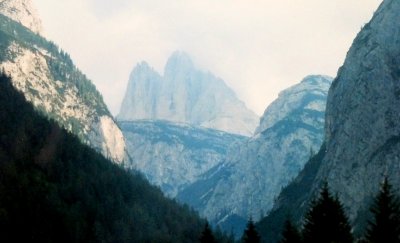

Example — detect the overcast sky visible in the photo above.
[35,0,382,116]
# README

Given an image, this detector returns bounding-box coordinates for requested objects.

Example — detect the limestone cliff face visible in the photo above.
[0,5,126,163]
[118,51,259,136]
[178,75,331,234]
[256,75,332,134]
[319,0,400,223]
[120,120,246,197]
[259,1,400,241]
[0,0,43,34]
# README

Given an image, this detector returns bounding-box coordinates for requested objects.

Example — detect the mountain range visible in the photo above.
[118,51,259,137]
[257,0,400,242]
[0,0,398,242]
[178,75,332,236]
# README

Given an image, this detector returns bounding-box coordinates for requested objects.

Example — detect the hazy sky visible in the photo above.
[35,0,382,116]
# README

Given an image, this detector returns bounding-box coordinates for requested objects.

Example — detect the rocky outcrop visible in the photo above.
[0,10,126,163]
[118,51,259,136]
[0,0,42,34]
[178,75,332,235]
[255,75,332,134]
[258,1,400,241]
[120,120,246,197]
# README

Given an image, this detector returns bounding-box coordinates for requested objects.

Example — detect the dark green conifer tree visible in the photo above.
[200,223,217,243]
[302,182,353,243]
[241,217,261,243]
[365,177,400,243]
[279,218,301,243]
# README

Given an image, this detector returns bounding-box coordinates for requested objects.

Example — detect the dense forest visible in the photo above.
[0,74,209,242]
[0,68,397,243]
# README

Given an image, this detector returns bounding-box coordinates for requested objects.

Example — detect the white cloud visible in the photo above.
[35,0,382,115]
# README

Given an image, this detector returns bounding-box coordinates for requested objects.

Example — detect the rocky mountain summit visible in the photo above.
[120,120,246,197]
[0,0,42,34]
[0,1,126,163]
[118,51,259,136]
[258,0,400,241]
[178,75,332,234]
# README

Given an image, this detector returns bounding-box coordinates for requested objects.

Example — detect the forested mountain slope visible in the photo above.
[0,74,205,243]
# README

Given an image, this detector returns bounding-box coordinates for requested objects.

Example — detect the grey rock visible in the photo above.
[178,75,332,234]
[259,1,400,241]
[120,120,246,197]
[118,51,259,136]
[0,0,43,34]
[0,9,126,164]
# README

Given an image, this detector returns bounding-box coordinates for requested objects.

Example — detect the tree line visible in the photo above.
[199,178,400,243]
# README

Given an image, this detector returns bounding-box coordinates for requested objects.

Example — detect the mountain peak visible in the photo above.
[0,0,43,34]
[118,51,259,136]
[133,61,153,72]
[165,51,194,73]
[301,75,333,85]
[255,75,332,134]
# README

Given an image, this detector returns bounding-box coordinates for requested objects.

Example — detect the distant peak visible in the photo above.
[0,0,43,34]
[130,61,159,78]
[135,61,152,70]
[165,51,194,72]
[169,50,192,62]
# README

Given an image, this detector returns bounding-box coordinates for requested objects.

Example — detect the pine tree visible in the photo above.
[302,182,353,243]
[365,177,400,243]
[279,218,301,243]
[200,222,217,243]
[241,217,261,243]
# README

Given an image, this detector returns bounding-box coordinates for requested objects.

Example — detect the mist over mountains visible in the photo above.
[0,0,398,242]
[118,51,259,137]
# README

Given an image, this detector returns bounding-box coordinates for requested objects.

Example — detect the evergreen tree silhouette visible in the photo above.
[302,182,353,243]
[200,223,217,243]
[241,217,261,243]
[365,177,400,243]
[279,218,301,243]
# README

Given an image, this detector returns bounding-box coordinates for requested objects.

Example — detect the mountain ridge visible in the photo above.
[0,4,126,163]
[0,0,42,34]
[178,75,332,236]
[118,51,259,136]
[258,0,400,241]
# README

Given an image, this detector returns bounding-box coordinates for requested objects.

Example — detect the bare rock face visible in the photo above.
[0,0,43,34]
[255,75,332,134]
[319,0,400,225]
[118,51,259,137]
[178,75,331,235]
[0,7,126,164]
[120,120,246,197]
[258,1,400,241]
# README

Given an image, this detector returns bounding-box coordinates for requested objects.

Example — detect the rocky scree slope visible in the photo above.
[258,0,400,242]
[0,2,126,163]
[118,52,259,136]
[178,75,332,234]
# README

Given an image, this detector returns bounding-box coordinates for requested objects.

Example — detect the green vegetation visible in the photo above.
[279,219,301,243]
[0,13,109,115]
[200,223,217,243]
[301,183,353,243]
[0,74,207,242]
[266,181,400,243]
[241,218,261,243]
[365,178,400,243]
